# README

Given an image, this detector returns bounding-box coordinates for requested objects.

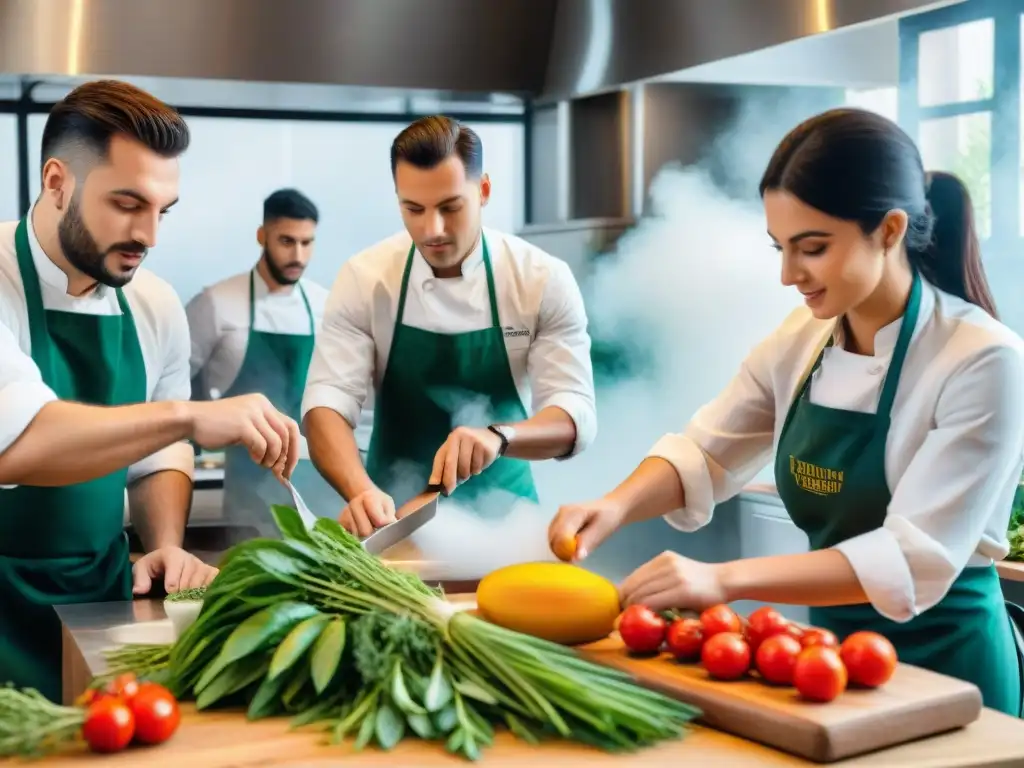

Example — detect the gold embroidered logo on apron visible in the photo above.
[789,456,844,496]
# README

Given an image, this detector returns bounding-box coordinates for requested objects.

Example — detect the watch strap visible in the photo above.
[487,424,509,457]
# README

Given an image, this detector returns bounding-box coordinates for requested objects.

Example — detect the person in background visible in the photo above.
[0,80,301,701]
[186,189,341,536]
[549,108,1024,716]
[302,116,597,536]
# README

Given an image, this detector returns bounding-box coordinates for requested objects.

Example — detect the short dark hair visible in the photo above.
[40,79,190,171]
[390,116,483,178]
[759,108,997,318]
[263,188,319,224]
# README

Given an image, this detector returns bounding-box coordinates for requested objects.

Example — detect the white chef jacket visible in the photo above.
[185,270,374,453]
[650,277,1024,623]
[0,215,194,487]
[185,270,330,399]
[301,226,598,456]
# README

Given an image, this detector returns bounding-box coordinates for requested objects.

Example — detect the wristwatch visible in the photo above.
[487,424,516,457]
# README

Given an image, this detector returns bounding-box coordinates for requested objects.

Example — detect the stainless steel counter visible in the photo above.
[57,599,167,705]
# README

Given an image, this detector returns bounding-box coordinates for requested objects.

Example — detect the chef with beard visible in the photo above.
[186,189,342,536]
[0,80,300,702]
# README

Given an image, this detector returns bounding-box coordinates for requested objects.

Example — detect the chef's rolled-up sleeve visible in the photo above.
[647,333,778,532]
[184,288,218,383]
[528,259,597,457]
[301,262,375,431]
[0,320,58,465]
[834,342,1024,623]
[127,285,195,485]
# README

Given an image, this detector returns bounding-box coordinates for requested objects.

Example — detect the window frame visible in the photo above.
[899,0,1024,253]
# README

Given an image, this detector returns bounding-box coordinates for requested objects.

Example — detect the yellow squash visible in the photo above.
[475,562,621,645]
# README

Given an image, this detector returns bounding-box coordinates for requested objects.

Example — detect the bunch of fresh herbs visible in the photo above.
[103,506,699,760]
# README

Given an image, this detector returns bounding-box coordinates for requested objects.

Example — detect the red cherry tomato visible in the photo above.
[666,618,705,661]
[755,633,804,685]
[793,646,847,702]
[699,604,742,638]
[701,631,751,680]
[618,605,668,653]
[129,682,181,745]
[82,697,135,753]
[800,628,839,650]
[745,606,791,651]
[106,672,140,703]
[840,631,898,688]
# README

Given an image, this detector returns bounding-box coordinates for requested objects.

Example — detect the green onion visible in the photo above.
[100,505,700,760]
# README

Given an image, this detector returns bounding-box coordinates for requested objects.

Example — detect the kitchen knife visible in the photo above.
[360,482,444,555]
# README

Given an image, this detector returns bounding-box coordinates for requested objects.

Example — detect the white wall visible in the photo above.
[0,116,17,222]
[25,115,525,302]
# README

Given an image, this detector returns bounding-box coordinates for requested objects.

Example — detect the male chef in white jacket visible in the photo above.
[186,189,345,536]
[302,115,597,537]
[0,79,300,701]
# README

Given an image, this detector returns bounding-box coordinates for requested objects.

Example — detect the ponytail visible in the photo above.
[910,171,999,318]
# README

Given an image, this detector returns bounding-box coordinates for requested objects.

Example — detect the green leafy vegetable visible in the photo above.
[100,503,701,760]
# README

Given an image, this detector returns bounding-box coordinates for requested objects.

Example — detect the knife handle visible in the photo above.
[425,482,447,495]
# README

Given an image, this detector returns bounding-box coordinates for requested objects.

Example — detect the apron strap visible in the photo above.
[14,218,54,382]
[876,270,922,419]
[481,236,501,329]
[298,282,314,335]
[248,270,257,329]
[396,245,416,326]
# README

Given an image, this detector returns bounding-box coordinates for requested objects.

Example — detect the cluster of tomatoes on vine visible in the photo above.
[617,603,897,703]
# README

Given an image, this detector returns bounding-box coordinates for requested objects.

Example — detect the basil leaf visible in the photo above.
[268,614,330,681]
[390,664,426,715]
[374,703,405,750]
[310,617,346,693]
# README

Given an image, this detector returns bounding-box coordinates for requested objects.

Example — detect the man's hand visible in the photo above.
[430,426,502,495]
[339,487,397,537]
[186,394,300,479]
[132,546,219,595]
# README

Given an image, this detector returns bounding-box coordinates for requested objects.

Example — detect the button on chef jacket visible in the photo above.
[300,226,598,485]
[0,216,194,486]
[648,278,1024,623]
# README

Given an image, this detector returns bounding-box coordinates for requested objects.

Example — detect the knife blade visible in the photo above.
[361,482,444,555]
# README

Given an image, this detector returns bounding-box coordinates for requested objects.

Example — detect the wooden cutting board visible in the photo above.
[575,633,983,763]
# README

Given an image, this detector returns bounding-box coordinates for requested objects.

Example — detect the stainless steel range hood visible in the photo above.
[540,0,964,102]
[0,0,557,96]
[0,0,962,101]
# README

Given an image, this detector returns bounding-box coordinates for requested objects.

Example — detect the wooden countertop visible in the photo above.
[55,600,1024,767]
[34,704,1024,767]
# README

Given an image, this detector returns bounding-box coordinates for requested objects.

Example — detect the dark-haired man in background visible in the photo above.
[0,80,300,700]
[187,189,341,536]
[303,116,597,538]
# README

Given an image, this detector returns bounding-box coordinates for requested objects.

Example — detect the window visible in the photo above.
[920,112,992,238]
[899,4,1013,243]
[917,19,994,107]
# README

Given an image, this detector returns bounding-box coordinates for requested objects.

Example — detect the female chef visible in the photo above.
[549,107,1024,715]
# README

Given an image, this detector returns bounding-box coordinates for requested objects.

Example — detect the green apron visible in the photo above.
[365,237,537,515]
[0,218,142,702]
[775,270,1023,715]
[221,271,341,537]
